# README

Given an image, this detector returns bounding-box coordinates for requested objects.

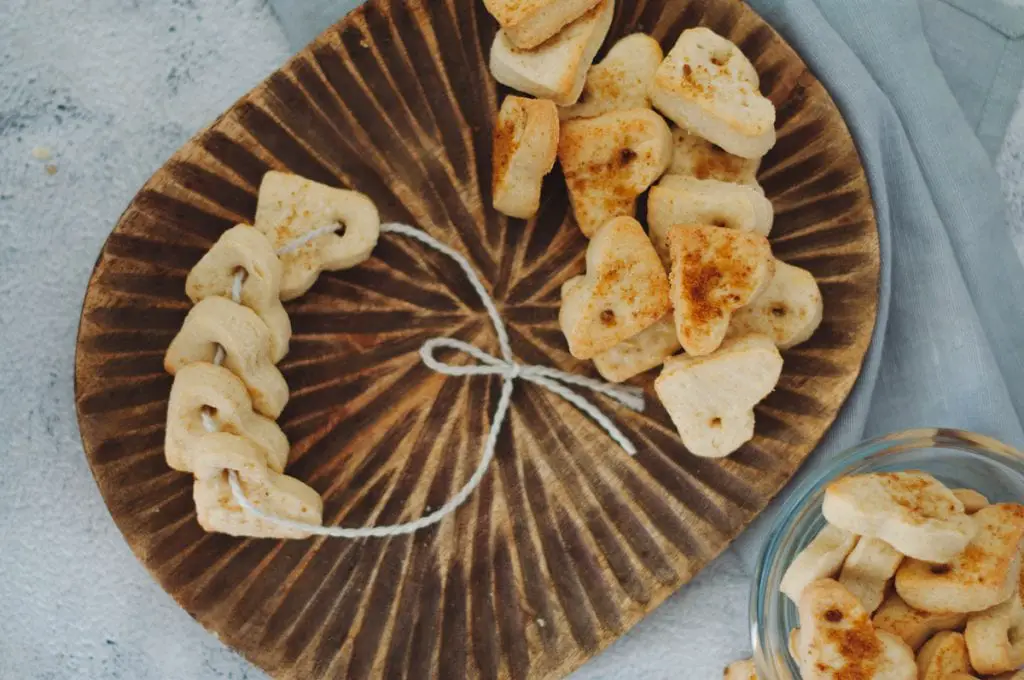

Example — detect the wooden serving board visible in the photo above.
[74,0,879,677]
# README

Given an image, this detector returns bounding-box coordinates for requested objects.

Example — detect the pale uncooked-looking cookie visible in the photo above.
[655,333,782,458]
[838,536,904,614]
[192,436,323,540]
[254,171,380,300]
[780,523,858,604]
[916,631,973,680]
[964,589,1024,675]
[952,488,989,514]
[164,296,289,418]
[647,175,773,267]
[729,261,823,350]
[186,224,291,362]
[872,591,967,651]
[165,362,289,476]
[592,314,680,383]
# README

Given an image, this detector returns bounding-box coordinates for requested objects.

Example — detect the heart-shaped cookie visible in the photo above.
[667,224,774,356]
[164,296,289,418]
[492,95,559,219]
[895,504,1024,613]
[191,434,323,540]
[559,108,673,237]
[559,33,663,120]
[654,332,782,458]
[648,175,773,267]
[838,537,905,614]
[165,362,289,476]
[651,27,776,159]
[669,126,760,184]
[916,631,974,680]
[789,628,803,663]
[730,260,823,350]
[823,471,975,564]
[559,216,670,360]
[489,0,613,107]
[254,171,380,301]
[723,659,757,679]
[873,592,968,651]
[185,224,291,362]
[953,488,990,514]
[592,313,680,383]
[965,588,1024,674]
[780,523,858,604]
[482,0,602,50]
[798,579,917,680]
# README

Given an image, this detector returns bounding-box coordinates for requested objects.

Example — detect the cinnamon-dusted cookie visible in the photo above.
[559,108,672,237]
[895,504,1024,614]
[489,0,613,106]
[666,224,774,356]
[482,0,602,50]
[651,28,775,159]
[559,34,663,120]
[492,95,559,219]
[559,216,670,359]
[823,471,974,563]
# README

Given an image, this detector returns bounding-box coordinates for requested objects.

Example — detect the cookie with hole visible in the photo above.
[254,171,380,301]
[655,332,782,458]
[651,27,776,159]
[164,296,288,418]
[559,216,670,360]
[186,224,290,362]
[895,504,1024,614]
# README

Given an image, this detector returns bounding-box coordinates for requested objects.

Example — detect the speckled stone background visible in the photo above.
[2,1,1024,679]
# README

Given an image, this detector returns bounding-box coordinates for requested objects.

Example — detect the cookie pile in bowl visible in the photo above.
[483,0,823,459]
[742,429,1024,680]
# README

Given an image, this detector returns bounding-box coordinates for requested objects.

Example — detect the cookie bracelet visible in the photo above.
[164,171,644,540]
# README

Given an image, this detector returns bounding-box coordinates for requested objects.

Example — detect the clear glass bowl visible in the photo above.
[750,428,1024,679]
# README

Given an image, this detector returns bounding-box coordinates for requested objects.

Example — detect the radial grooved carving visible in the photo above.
[74,0,879,677]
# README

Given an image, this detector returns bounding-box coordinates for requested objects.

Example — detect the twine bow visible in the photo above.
[208,222,645,538]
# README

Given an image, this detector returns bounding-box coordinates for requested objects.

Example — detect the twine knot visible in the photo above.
[418,336,643,455]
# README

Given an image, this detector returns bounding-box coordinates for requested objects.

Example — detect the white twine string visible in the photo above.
[201,221,644,538]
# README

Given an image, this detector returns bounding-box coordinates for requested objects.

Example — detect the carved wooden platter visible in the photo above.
[74,0,879,677]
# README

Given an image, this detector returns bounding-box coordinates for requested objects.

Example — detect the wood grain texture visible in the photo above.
[73,0,879,678]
